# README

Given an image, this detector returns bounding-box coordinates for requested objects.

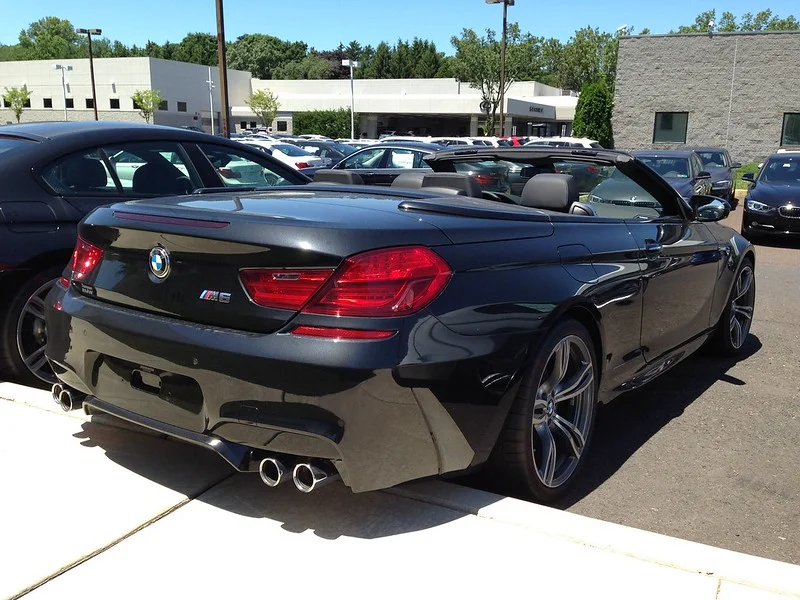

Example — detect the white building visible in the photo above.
[0,57,251,130]
[245,78,577,138]
[1,57,576,137]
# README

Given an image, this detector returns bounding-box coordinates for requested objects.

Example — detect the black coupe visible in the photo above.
[45,148,756,503]
[0,121,309,385]
[740,152,800,240]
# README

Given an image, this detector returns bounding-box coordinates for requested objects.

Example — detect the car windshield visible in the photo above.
[333,143,357,155]
[0,136,34,156]
[697,152,727,167]
[759,156,800,184]
[637,157,690,178]
[271,144,312,157]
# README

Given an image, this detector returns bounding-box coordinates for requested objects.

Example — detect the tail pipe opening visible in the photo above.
[292,462,340,493]
[52,384,86,412]
[258,457,294,487]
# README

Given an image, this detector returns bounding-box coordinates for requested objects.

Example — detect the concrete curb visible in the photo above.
[4,380,798,598]
[389,481,800,598]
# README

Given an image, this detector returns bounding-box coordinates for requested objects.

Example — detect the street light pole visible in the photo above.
[486,0,514,137]
[215,0,232,137]
[206,66,215,135]
[342,59,360,139]
[77,28,102,121]
[54,64,73,121]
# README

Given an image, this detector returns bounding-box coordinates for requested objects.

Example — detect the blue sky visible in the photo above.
[2,1,798,51]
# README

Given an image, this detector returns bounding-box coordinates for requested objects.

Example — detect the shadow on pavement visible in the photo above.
[73,417,495,540]
[462,334,763,508]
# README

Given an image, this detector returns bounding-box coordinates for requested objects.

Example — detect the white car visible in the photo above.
[524,136,603,149]
[239,140,325,170]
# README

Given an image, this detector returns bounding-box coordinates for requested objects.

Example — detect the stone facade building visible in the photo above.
[613,31,800,162]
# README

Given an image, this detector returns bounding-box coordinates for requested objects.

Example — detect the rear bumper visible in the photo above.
[44,284,519,492]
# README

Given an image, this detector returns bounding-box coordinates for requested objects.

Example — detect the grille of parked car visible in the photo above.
[778,205,800,218]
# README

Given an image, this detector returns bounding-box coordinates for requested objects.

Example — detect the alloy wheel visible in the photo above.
[729,265,755,350]
[530,335,595,488]
[16,278,57,383]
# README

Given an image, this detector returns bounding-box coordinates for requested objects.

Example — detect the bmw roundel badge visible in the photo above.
[149,246,171,279]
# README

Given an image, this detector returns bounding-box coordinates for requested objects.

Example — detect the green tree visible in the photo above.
[274,54,333,79]
[572,80,614,148]
[18,16,81,59]
[131,89,163,123]
[362,42,392,78]
[558,27,617,91]
[173,33,218,65]
[227,34,307,79]
[675,9,799,32]
[450,24,530,134]
[390,39,413,78]
[3,87,32,123]
[246,89,280,126]
[293,108,358,138]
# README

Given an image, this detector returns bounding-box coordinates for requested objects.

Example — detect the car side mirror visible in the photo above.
[741,173,755,182]
[731,162,742,169]
[691,195,730,222]
[697,171,712,179]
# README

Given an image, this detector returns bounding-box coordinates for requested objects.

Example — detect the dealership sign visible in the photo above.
[506,99,556,120]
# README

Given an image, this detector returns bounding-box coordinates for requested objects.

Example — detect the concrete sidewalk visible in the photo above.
[1,382,798,600]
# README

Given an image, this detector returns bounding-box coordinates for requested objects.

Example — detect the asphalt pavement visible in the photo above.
[471,207,800,565]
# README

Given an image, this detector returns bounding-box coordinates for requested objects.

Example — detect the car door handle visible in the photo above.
[644,240,662,256]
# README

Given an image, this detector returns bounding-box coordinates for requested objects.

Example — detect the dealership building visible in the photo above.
[614,30,800,162]
[0,57,577,138]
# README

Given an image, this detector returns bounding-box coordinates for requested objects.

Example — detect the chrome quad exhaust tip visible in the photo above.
[258,457,293,487]
[51,383,63,405]
[53,385,84,412]
[292,462,341,493]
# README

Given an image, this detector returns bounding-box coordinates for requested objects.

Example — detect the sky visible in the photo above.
[2,0,799,51]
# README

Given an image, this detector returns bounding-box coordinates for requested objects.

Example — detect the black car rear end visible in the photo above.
[45,189,546,492]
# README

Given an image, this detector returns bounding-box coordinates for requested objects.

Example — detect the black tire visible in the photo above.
[0,266,62,387]
[711,259,755,357]
[492,319,599,504]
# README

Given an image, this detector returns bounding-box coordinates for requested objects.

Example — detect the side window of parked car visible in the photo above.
[197,144,291,187]
[41,149,118,196]
[387,148,420,169]
[342,147,386,169]
[101,142,201,196]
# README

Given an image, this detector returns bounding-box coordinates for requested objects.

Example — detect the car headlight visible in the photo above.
[712,179,732,188]
[588,194,603,203]
[745,199,774,213]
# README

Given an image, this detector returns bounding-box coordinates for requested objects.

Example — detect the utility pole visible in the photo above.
[486,0,514,137]
[77,28,102,121]
[215,0,232,137]
[342,59,360,139]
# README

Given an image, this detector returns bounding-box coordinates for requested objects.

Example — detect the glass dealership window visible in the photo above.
[781,113,800,146]
[653,112,688,143]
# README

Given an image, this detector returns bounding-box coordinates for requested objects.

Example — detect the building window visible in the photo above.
[2,98,8,108]
[653,112,688,143]
[85,98,94,109]
[277,120,288,132]
[43,98,53,108]
[177,101,187,112]
[249,121,257,129]
[781,113,800,146]
[158,100,168,111]
[240,121,247,130]
[65,98,74,109]
[110,98,120,110]
[23,98,31,108]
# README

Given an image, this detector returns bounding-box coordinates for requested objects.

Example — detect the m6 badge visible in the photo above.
[200,290,232,303]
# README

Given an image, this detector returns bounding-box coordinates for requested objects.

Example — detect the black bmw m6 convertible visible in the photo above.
[45,148,756,503]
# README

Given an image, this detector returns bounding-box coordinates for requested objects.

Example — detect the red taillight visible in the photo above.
[473,174,498,186]
[240,269,335,310]
[290,326,396,340]
[295,161,311,169]
[304,246,451,317]
[67,238,104,282]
